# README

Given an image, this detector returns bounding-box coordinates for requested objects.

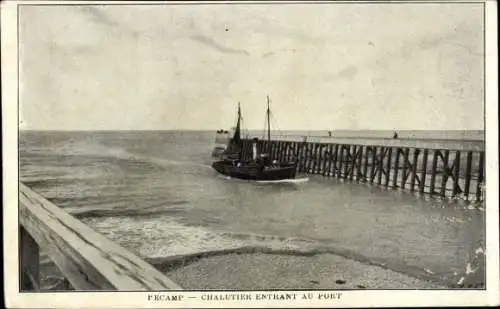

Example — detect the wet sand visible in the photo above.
[158,252,446,290]
[38,248,487,290]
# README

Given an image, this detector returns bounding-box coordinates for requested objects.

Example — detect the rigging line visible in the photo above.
[269,111,283,138]
[240,114,250,139]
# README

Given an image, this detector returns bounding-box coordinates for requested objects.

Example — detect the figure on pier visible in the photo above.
[393,130,399,139]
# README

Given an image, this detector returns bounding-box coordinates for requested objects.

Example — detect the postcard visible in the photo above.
[2,0,498,308]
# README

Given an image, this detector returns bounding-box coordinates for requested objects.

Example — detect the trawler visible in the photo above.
[212,96,297,181]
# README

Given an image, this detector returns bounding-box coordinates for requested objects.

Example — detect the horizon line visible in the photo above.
[19,128,486,132]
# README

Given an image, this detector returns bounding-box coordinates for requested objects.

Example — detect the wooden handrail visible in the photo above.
[246,135,484,152]
[19,183,182,291]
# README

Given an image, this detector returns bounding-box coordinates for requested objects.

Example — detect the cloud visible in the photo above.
[79,6,120,27]
[190,34,250,56]
[77,6,139,37]
[337,66,358,80]
[262,48,297,58]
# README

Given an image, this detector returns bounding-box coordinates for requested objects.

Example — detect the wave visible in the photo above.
[73,211,458,288]
[220,175,309,185]
[41,140,213,170]
[255,177,310,184]
[128,224,453,287]
[68,202,189,219]
[146,243,452,288]
[40,208,462,288]
[147,157,213,170]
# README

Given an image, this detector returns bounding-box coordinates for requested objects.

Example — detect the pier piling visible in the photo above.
[401,148,410,189]
[410,149,419,192]
[440,150,450,197]
[370,147,377,183]
[430,150,439,195]
[242,137,484,202]
[385,148,393,188]
[377,148,384,186]
[420,149,429,194]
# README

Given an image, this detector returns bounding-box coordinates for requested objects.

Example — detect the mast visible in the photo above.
[266,96,271,143]
[233,102,241,142]
[237,102,241,126]
[237,102,242,161]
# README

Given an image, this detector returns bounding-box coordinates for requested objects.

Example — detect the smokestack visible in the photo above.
[252,138,258,160]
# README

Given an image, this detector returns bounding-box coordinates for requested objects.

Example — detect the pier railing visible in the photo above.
[241,138,485,201]
[19,182,182,291]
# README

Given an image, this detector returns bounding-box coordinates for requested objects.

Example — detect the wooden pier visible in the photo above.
[19,182,182,291]
[241,137,485,201]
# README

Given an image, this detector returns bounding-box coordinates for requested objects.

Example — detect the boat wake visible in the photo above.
[256,177,309,184]
[223,176,309,184]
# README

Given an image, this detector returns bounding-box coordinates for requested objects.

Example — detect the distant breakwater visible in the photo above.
[240,138,485,202]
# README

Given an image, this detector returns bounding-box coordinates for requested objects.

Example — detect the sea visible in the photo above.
[19,130,485,287]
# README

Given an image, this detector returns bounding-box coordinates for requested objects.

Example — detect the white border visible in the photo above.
[2,1,499,308]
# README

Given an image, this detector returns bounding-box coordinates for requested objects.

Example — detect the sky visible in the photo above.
[19,2,484,131]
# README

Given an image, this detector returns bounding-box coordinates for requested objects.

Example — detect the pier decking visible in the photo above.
[241,137,485,201]
[19,182,181,291]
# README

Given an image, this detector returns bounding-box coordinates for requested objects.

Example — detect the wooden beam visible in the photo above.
[410,149,419,192]
[420,149,429,194]
[319,144,330,175]
[311,143,320,174]
[344,145,351,180]
[356,146,364,182]
[363,146,370,183]
[331,144,339,177]
[298,142,306,172]
[476,152,485,201]
[19,183,182,291]
[350,145,357,181]
[401,148,410,189]
[322,144,331,176]
[392,148,401,188]
[370,146,377,183]
[303,143,309,173]
[273,141,279,161]
[440,150,450,197]
[430,150,439,195]
[307,143,315,173]
[283,141,289,162]
[464,151,473,200]
[295,142,301,163]
[377,147,384,186]
[282,142,286,162]
[452,151,461,197]
[385,148,393,187]
[282,141,287,162]
[337,145,344,178]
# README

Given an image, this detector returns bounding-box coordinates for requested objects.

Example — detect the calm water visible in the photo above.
[19,130,485,286]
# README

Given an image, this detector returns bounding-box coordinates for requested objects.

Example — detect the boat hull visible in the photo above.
[212,160,297,181]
